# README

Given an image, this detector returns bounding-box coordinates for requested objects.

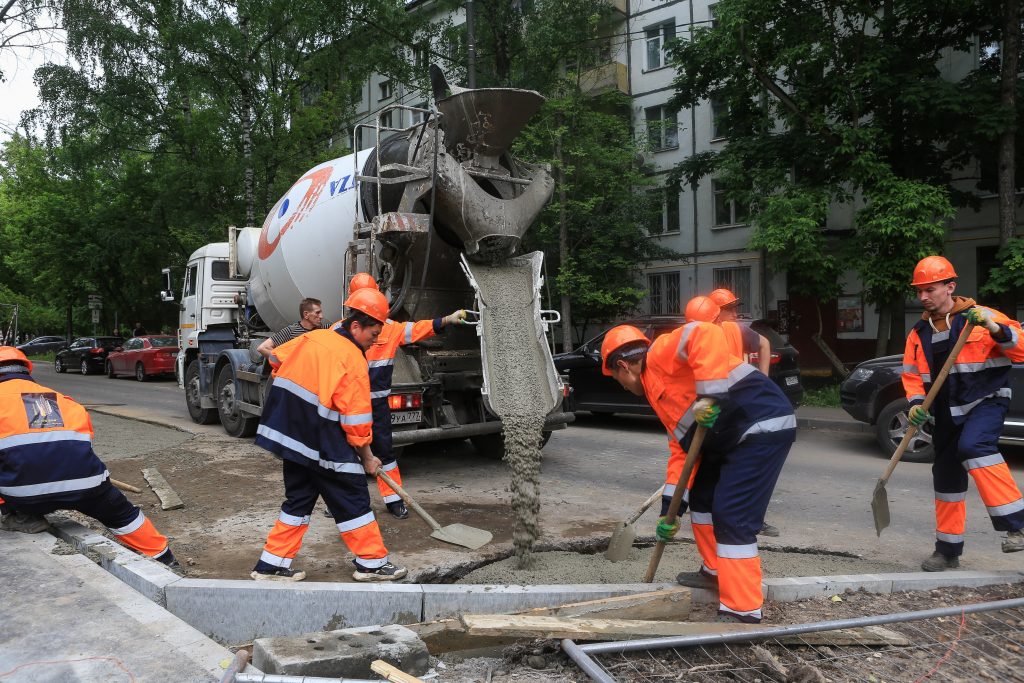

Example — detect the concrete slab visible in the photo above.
[0,529,236,682]
[253,625,428,678]
[889,570,1024,592]
[166,579,425,646]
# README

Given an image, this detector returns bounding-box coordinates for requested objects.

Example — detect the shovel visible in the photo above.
[376,469,493,549]
[605,485,665,562]
[644,424,708,583]
[872,322,974,536]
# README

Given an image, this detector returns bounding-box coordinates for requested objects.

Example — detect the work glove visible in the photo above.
[963,308,1001,334]
[907,405,933,427]
[444,310,468,326]
[655,516,680,542]
[693,398,720,429]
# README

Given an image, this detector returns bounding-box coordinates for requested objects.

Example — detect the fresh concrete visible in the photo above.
[253,625,429,678]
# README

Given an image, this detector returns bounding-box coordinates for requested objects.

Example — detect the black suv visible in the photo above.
[554,316,803,416]
[55,337,124,375]
[840,355,1024,462]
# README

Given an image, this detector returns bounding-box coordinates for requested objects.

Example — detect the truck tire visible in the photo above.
[185,360,218,425]
[216,366,258,438]
[875,398,934,464]
[471,430,552,459]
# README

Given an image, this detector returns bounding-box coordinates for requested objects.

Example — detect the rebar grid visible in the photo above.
[585,606,1024,683]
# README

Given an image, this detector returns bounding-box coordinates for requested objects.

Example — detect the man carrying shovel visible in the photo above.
[901,256,1024,571]
[601,299,795,624]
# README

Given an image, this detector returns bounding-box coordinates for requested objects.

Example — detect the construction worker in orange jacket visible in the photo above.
[251,287,407,582]
[601,302,796,624]
[0,347,178,567]
[901,256,1024,571]
[345,273,466,519]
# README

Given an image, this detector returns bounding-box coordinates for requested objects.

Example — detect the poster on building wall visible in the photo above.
[837,294,864,333]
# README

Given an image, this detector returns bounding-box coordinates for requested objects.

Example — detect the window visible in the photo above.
[712,180,748,227]
[211,260,242,281]
[648,272,681,315]
[710,94,729,140]
[447,25,467,62]
[708,3,719,29]
[645,105,679,150]
[125,338,142,350]
[713,267,752,316]
[647,187,680,235]
[381,110,394,129]
[413,43,429,70]
[411,101,429,125]
[644,21,676,70]
[378,80,392,101]
[183,265,198,298]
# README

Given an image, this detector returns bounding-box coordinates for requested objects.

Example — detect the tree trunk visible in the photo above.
[65,303,73,342]
[811,302,848,379]
[999,0,1020,314]
[875,299,892,358]
[241,15,255,227]
[556,115,572,353]
[887,295,906,355]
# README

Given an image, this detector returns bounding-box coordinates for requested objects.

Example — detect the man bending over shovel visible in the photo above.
[902,256,1024,571]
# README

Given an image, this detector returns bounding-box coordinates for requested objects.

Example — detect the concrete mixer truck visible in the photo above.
[160,70,574,455]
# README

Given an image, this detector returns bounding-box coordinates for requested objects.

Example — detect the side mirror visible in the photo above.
[160,268,175,302]
[114,347,123,352]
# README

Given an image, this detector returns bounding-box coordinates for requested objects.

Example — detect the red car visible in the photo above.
[106,335,179,381]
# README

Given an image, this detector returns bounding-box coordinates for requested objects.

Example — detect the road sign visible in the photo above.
[91,309,100,324]
[88,294,103,311]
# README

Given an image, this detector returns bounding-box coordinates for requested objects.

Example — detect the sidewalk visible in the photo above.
[0,530,235,682]
[795,405,871,433]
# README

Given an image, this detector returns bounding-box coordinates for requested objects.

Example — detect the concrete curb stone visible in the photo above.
[253,624,429,678]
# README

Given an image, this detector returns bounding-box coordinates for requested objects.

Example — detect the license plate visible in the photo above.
[391,410,422,425]
[785,376,799,386]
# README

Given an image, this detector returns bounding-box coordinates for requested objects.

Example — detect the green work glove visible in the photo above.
[693,398,721,428]
[655,516,680,542]
[963,308,1000,334]
[908,405,933,427]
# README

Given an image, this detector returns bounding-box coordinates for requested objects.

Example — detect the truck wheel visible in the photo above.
[185,360,218,425]
[471,430,552,459]
[217,366,258,438]
[875,398,934,463]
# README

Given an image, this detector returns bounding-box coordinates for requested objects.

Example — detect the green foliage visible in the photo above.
[802,383,841,409]
[981,237,1024,297]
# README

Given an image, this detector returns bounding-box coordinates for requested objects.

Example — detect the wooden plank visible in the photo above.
[370,660,426,683]
[459,615,909,646]
[141,467,184,510]
[518,587,690,621]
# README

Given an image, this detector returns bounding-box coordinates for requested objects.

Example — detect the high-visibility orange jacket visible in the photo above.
[902,303,1024,422]
[366,318,441,402]
[0,372,109,504]
[256,328,373,474]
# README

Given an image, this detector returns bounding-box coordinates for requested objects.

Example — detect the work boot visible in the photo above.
[387,501,410,519]
[352,560,408,582]
[758,522,780,537]
[921,551,959,572]
[676,567,719,590]
[250,567,306,582]
[715,610,761,624]
[1003,529,1024,553]
[0,511,50,534]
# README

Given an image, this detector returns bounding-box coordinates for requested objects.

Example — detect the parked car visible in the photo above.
[54,337,124,375]
[106,335,179,381]
[554,315,804,417]
[16,335,67,356]
[840,355,1024,463]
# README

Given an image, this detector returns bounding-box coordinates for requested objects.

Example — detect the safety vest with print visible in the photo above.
[902,304,1024,423]
[643,322,795,457]
[256,328,373,475]
[0,373,109,504]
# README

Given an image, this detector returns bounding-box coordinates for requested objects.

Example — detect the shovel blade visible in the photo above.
[431,524,493,550]
[871,479,891,537]
[604,522,637,562]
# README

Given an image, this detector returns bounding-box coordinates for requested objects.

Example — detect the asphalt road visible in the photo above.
[32,361,1024,572]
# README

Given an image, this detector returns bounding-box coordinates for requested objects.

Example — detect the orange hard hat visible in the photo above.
[0,346,32,373]
[685,296,721,323]
[344,287,388,323]
[709,288,738,308]
[600,325,651,376]
[911,256,957,287]
[349,272,379,293]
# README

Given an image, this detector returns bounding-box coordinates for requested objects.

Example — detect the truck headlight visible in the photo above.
[848,367,874,382]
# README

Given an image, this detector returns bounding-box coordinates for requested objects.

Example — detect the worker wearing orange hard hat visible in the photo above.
[601,298,796,624]
[252,286,408,582]
[345,273,468,519]
[901,255,1024,571]
[0,347,179,567]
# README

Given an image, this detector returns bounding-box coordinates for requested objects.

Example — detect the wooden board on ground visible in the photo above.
[370,659,426,683]
[141,467,184,510]
[518,587,691,621]
[459,615,910,646]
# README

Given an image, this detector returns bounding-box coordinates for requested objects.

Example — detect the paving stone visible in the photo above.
[253,624,428,678]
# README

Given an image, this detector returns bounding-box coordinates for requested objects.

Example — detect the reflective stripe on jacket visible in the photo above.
[366,318,442,397]
[902,306,1024,422]
[256,328,373,474]
[0,373,109,503]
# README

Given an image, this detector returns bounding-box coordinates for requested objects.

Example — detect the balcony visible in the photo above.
[579,61,629,97]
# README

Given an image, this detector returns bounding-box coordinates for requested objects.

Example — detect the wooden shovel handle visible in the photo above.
[110,478,142,494]
[644,425,707,583]
[879,322,975,484]
[376,468,443,532]
[626,486,666,526]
